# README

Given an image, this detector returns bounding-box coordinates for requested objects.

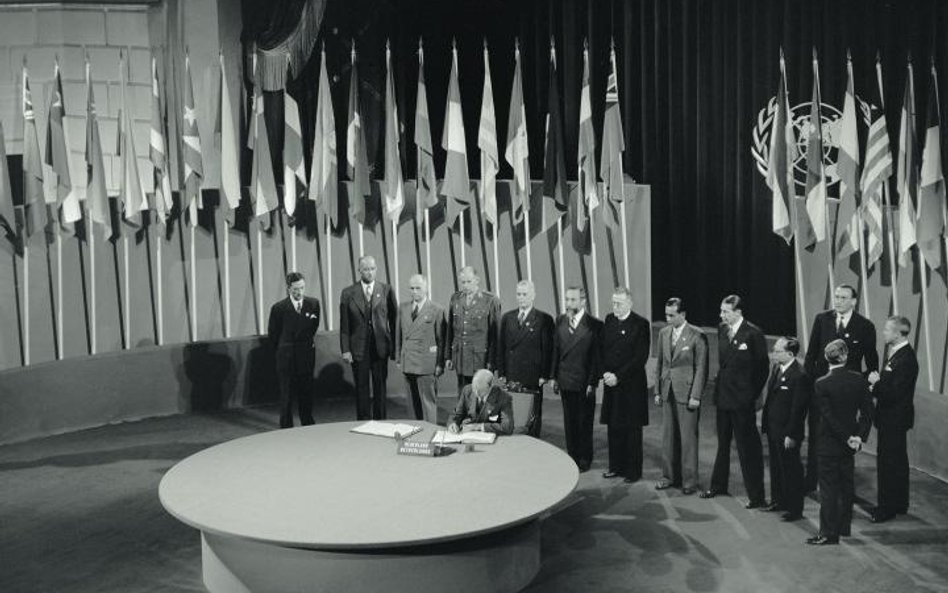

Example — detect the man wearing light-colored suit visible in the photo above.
[396,275,445,423]
[654,297,708,494]
[340,256,399,420]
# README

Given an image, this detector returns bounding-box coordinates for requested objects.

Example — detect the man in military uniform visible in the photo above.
[446,267,501,393]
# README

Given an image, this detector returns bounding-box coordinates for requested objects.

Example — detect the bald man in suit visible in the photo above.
[395,274,445,423]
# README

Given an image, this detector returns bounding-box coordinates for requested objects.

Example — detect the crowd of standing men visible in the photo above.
[268,261,920,546]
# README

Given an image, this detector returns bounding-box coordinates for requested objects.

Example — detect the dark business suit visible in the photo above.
[449,384,515,435]
[497,307,553,437]
[761,360,810,516]
[709,320,768,503]
[814,368,873,540]
[339,281,398,420]
[804,310,878,490]
[551,311,602,469]
[872,343,918,516]
[599,311,651,480]
[268,296,321,428]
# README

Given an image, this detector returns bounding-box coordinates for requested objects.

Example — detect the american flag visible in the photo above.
[858,57,892,268]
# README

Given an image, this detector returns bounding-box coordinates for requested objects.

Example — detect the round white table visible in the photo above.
[159,421,578,593]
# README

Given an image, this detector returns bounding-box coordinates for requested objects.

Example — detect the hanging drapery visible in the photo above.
[244,0,327,90]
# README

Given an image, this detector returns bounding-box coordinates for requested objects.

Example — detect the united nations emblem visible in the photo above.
[751,97,844,189]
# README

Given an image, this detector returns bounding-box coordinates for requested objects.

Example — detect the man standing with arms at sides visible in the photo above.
[701,294,768,509]
[803,284,878,492]
[268,272,321,428]
[446,266,501,393]
[549,286,602,472]
[497,280,554,437]
[600,287,651,483]
[761,337,811,521]
[867,316,919,524]
[654,297,708,495]
[340,256,398,420]
[395,274,445,423]
[807,339,873,546]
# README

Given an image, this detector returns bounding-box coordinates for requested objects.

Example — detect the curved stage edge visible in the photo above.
[201,521,540,593]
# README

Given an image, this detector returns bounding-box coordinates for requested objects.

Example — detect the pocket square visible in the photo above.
[780,386,789,390]
[488,415,499,422]
[682,346,691,351]
[884,365,893,372]
[738,343,748,351]
[429,345,438,353]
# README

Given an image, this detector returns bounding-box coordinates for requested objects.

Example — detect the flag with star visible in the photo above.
[183,54,204,227]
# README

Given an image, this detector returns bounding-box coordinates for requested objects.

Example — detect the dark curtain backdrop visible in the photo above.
[240,0,948,334]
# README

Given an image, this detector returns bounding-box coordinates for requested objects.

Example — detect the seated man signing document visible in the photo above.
[448,369,515,435]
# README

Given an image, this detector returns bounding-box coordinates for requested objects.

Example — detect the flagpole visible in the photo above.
[424,208,432,297]
[190,222,196,340]
[857,221,870,318]
[56,227,63,359]
[291,221,297,271]
[156,223,164,345]
[392,218,400,300]
[89,206,96,354]
[557,217,565,314]
[325,214,333,330]
[358,222,364,257]
[791,197,809,352]
[23,242,30,365]
[917,250,935,390]
[620,199,630,288]
[123,233,130,349]
[492,221,500,295]
[459,211,466,268]
[257,224,264,333]
[589,200,599,316]
[524,204,532,281]
[223,217,230,338]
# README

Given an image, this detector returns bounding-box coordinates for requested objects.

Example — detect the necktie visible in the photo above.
[412,304,419,321]
[364,285,372,303]
[727,325,735,340]
[295,300,301,314]
[570,316,578,331]
[518,310,526,326]
[836,315,845,336]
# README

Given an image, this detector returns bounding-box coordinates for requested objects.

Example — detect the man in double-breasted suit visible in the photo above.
[339,256,398,420]
[600,287,651,483]
[447,369,514,435]
[803,284,878,491]
[867,315,919,523]
[762,337,811,521]
[497,280,554,437]
[654,297,708,494]
[395,274,445,423]
[701,295,769,508]
[446,266,501,392]
[268,272,321,428]
[550,286,602,472]
[806,339,873,546]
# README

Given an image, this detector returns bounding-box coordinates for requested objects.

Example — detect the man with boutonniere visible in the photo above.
[701,294,768,509]
[268,272,321,428]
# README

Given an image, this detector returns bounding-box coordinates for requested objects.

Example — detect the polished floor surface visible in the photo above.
[2,392,947,593]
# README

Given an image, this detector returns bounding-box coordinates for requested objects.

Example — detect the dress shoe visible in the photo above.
[699,489,728,499]
[870,511,895,524]
[577,460,591,473]
[744,499,767,510]
[681,487,697,495]
[781,513,803,522]
[602,471,622,479]
[805,535,838,546]
[761,502,784,512]
[655,480,679,490]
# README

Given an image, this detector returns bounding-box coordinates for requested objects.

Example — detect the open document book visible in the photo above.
[430,430,497,445]
[350,421,423,439]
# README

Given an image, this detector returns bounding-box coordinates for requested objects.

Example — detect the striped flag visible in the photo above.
[835,52,861,260]
[308,45,339,228]
[46,60,77,234]
[897,59,918,267]
[182,54,204,226]
[505,40,530,225]
[414,40,437,228]
[802,51,826,249]
[218,52,242,227]
[85,60,111,239]
[347,44,370,226]
[249,72,278,230]
[150,56,173,226]
[917,61,945,270]
[478,42,499,226]
[600,44,624,232]
[859,56,892,268]
[767,51,795,244]
[574,43,598,252]
[383,42,404,223]
[21,63,46,238]
[442,42,471,228]
[118,52,146,227]
[0,122,13,232]
[540,42,567,234]
[283,77,306,221]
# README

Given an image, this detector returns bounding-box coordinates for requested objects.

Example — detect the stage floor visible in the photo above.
[2,393,948,593]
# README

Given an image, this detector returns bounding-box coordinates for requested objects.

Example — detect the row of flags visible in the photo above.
[767,50,947,274]
[2,38,634,255]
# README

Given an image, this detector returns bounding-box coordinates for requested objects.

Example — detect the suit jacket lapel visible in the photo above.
[560,317,583,355]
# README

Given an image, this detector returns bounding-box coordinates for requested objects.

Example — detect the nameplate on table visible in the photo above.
[396,440,439,457]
